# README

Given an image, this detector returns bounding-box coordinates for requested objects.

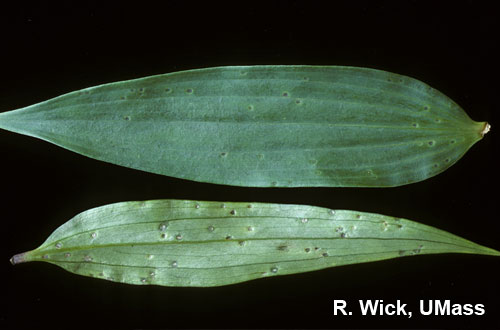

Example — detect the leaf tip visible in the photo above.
[476,244,500,257]
[10,252,27,265]
[490,248,500,257]
[480,122,491,138]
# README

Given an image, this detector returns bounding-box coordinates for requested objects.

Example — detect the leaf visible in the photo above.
[0,66,489,187]
[10,200,499,287]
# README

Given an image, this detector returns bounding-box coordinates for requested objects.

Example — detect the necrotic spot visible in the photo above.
[277,245,288,251]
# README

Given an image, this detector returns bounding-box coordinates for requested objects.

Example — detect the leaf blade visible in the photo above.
[0,66,488,187]
[11,200,499,287]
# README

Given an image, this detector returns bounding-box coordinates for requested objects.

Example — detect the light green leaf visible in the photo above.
[0,66,489,187]
[10,200,499,287]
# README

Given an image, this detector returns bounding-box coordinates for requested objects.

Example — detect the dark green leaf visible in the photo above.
[0,66,489,187]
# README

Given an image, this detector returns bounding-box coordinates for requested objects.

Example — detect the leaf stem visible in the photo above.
[481,122,491,137]
[10,252,28,265]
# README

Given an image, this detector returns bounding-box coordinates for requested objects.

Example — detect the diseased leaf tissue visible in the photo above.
[0,66,489,187]
[5,66,495,287]
[10,200,499,287]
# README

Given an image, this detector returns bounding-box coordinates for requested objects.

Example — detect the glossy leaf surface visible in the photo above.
[11,200,499,287]
[0,66,489,187]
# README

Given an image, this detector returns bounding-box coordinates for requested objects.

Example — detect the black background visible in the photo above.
[1,1,498,329]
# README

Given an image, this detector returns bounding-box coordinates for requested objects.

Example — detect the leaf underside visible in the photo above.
[0,65,488,187]
[11,200,499,287]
